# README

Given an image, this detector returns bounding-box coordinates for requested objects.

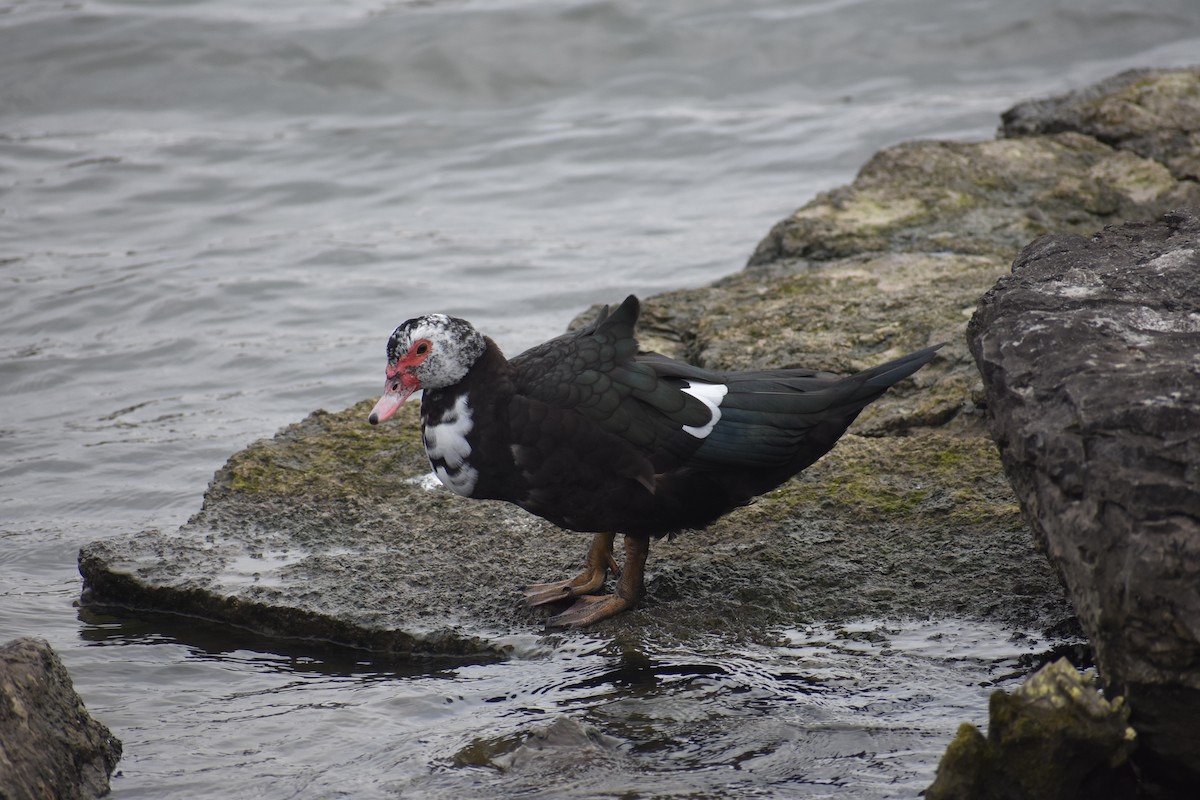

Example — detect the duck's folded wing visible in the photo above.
[513,295,941,474]
[509,295,722,469]
[679,344,944,469]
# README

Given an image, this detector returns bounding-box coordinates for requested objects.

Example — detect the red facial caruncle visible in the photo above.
[368,338,432,425]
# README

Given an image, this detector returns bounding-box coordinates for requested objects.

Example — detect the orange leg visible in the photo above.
[523,532,618,607]
[545,534,649,628]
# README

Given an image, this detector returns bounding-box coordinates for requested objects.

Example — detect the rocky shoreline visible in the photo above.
[72,66,1200,795]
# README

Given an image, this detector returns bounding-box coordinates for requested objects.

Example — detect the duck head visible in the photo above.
[368,313,486,424]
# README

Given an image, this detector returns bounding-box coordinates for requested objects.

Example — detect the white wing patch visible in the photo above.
[424,394,478,496]
[680,381,728,439]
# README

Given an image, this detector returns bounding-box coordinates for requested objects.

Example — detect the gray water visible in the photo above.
[2,0,1197,796]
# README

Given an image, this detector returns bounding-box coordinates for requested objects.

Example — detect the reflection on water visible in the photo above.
[75,609,1081,798]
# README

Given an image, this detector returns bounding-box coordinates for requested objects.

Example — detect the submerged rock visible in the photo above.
[78,68,1199,658]
[967,207,1200,793]
[0,637,122,800]
[925,658,1137,800]
[454,716,625,773]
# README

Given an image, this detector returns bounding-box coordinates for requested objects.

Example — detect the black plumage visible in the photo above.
[369,294,942,626]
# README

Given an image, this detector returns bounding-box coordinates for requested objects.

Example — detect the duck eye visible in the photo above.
[415,342,430,356]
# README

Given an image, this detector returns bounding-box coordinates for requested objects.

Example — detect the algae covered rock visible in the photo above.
[79,401,559,657]
[1001,67,1200,182]
[633,250,995,437]
[78,395,1064,654]
[748,134,1187,267]
[749,68,1200,271]
[925,658,1137,800]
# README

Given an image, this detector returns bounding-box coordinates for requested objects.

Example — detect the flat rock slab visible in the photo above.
[78,400,1068,657]
[968,207,1200,790]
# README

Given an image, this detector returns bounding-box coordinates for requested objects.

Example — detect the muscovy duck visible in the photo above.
[368,295,941,627]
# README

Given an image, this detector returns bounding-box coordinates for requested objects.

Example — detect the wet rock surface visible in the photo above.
[79,68,1199,662]
[77,402,1055,656]
[0,637,122,800]
[968,207,1200,793]
[925,658,1138,800]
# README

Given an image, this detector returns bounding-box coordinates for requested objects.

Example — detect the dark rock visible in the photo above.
[0,637,122,800]
[1001,67,1200,182]
[967,208,1200,792]
[925,658,1137,800]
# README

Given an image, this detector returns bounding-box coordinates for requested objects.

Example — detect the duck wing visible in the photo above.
[510,294,942,474]
[669,344,943,470]
[508,295,720,471]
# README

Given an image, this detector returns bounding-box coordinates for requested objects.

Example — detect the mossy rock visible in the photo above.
[79,392,1071,655]
[634,250,1002,438]
[926,658,1138,800]
[749,133,1188,266]
[1002,67,1200,182]
[755,431,1021,529]
[213,399,427,502]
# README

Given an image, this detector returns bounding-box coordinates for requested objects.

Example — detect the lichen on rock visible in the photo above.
[925,658,1137,800]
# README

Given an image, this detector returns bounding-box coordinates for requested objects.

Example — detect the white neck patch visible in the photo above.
[680,381,727,439]
[424,393,478,496]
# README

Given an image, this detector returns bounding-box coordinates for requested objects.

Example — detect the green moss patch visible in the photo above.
[752,431,1023,529]
[218,399,428,500]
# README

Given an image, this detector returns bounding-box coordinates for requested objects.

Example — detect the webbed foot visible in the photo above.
[523,532,618,607]
[545,594,631,628]
[538,533,649,628]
